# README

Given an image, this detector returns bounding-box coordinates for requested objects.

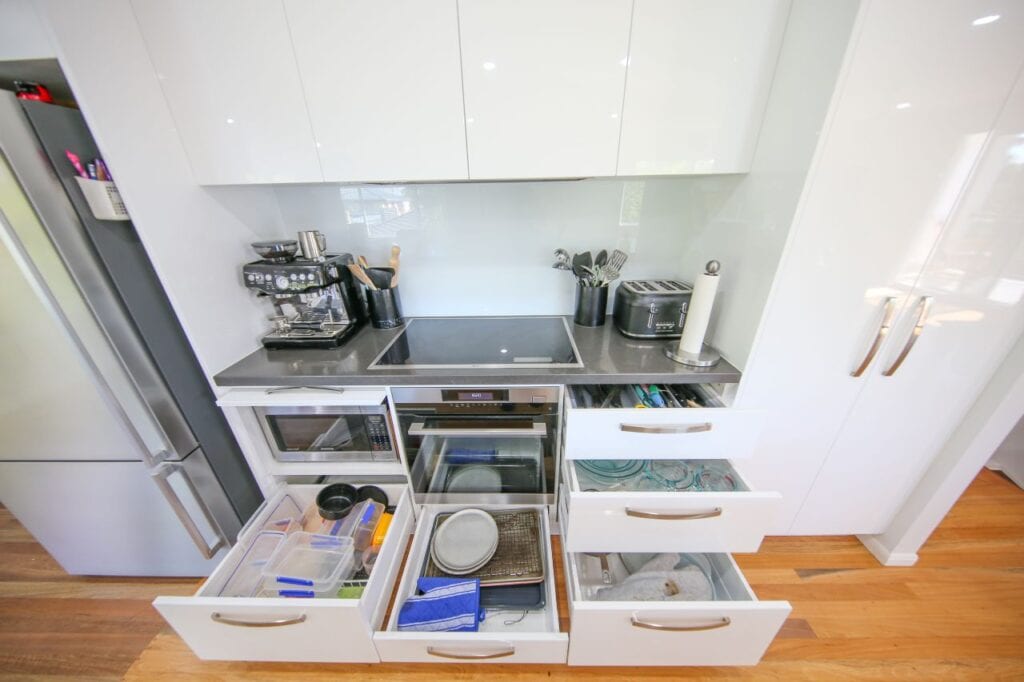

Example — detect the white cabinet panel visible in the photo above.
[795,62,1024,534]
[617,0,790,175]
[285,0,468,182]
[738,0,1024,533]
[132,0,322,184]
[458,0,632,179]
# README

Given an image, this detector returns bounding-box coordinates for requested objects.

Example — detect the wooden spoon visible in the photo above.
[389,245,401,288]
[347,263,377,290]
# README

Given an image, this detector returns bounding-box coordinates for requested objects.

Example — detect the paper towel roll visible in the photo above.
[678,261,720,355]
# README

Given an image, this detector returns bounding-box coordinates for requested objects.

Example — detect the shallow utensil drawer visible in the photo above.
[153,483,413,662]
[563,386,765,460]
[374,504,568,664]
[562,549,790,667]
[560,458,779,553]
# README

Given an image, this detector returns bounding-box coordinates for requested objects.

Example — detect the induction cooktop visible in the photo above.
[367,317,583,369]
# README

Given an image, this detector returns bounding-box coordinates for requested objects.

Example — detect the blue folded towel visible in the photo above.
[397,578,484,632]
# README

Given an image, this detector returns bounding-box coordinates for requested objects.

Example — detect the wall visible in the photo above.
[262,176,740,318]
[0,0,52,60]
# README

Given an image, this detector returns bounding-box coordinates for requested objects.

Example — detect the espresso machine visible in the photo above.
[243,230,365,349]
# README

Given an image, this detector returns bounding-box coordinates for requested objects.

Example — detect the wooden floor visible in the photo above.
[1,468,1022,681]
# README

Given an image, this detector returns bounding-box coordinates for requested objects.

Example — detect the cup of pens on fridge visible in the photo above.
[65,149,129,221]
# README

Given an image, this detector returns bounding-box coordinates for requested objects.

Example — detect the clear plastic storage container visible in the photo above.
[262,532,356,591]
[219,531,285,597]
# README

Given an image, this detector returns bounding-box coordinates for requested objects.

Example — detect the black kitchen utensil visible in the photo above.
[356,485,389,507]
[316,483,358,520]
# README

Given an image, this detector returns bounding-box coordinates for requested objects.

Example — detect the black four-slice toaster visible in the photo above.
[612,279,693,338]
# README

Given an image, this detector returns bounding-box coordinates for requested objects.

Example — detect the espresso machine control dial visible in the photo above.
[275,275,290,290]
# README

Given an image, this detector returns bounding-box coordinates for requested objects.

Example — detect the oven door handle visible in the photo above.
[408,422,548,438]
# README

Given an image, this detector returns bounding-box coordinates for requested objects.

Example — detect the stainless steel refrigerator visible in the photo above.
[0,91,261,575]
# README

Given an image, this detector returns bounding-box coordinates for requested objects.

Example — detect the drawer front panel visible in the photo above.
[564,407,765,459]
[374,632,568,664]
[563,491,779,553]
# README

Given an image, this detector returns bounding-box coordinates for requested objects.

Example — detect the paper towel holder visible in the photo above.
[664,260,722,367]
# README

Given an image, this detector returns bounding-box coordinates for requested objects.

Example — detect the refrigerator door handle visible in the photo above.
[150,463,227,560]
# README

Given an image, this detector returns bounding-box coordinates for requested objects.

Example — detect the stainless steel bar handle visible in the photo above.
[426,645,516,660]
[850,296,898,377]
[625,507,723,520]
[150,463,226,560]
[265,386,346,395]
[211,613,307,627]
[882,296,933,377]
[620,423,712,434]
[408,422,547,438]
[631,616,731,632]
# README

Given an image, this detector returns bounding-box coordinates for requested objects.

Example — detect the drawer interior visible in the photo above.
[198,483,407,603]
[567,384,726,410]
[568,458,749,494]
[571,551,755,603]
[383,504,559,636]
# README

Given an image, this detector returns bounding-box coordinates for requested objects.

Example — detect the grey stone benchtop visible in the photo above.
[213,317,741,387]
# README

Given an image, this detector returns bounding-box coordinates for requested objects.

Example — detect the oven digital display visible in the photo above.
[441,389,509,402]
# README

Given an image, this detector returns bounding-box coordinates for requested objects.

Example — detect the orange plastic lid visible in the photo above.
[371,512,393,547]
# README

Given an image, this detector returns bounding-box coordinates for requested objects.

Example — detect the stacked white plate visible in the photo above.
[430,509,499,576]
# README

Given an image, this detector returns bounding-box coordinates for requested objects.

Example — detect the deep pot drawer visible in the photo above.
[374,503,567,664]
[563,385,765,460]
[560,545,790,667]
[559,457,780,553]
[153,483,413,662]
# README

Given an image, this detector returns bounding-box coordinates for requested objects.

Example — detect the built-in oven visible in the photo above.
[391,386,561,505]
[254,405,397,463]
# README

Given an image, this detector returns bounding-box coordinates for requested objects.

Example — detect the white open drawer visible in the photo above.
[374,504,568,664]
[560,458,780,553]
[153,483,413,662]
[563,385,765,460]
[560,542,790,667]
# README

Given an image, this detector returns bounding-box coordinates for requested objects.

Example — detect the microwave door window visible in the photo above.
[270,415,368,452]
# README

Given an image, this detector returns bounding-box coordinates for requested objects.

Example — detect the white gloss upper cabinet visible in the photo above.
[617,0,790,175]
[458,0,632,179]
[132,0,322,184]
[284,0,468,182]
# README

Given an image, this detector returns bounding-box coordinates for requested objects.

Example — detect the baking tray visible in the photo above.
[422,508,545,587]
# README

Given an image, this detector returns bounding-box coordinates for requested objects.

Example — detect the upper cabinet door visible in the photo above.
[284,0,468,182]
[458,0,632,179]
[132,0,322,184]
[617,0,790,175]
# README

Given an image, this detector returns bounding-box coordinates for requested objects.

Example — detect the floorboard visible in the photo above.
[0,468,1021,680]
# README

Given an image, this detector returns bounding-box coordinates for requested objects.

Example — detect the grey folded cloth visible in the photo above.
[594,553,713,602]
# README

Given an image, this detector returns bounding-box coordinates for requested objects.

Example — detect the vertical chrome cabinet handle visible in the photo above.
[631,616,732,632]
[211,613,307,627]
[150,463,226,559]
[882,296,933,377]
[851,296,898,377]
[426,645,516,659]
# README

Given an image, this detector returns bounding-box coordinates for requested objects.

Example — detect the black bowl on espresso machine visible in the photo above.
[243,231,366,349]
[612,279,693,339]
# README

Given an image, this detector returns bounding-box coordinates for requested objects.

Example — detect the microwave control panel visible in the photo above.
[366,414,393,451]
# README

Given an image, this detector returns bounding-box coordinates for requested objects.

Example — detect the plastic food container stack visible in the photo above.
[314,500,385,551]
[261,494,303,534]
[261,532,356,598]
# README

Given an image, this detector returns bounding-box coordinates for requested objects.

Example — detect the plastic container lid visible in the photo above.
[262,532,355,590]
[219,531,286,597]
[261,494,302,535]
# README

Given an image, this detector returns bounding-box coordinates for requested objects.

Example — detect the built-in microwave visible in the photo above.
[254,405,397,463]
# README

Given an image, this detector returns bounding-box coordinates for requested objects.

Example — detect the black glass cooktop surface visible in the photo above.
[368,317,583,369]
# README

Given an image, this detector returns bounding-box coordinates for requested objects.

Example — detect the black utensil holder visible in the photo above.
[367,286,404,329]
[574,283,608,327]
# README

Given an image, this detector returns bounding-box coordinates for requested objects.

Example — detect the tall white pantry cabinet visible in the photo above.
[739,0,1024,536]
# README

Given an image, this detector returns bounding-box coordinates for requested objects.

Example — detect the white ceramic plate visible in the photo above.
[446,465,503,493]
[430,508,499,572]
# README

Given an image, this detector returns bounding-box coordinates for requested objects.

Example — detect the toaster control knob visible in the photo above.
[275,275,289,290]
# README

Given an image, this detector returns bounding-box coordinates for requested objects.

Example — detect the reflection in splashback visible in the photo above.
[272,177,740,316]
